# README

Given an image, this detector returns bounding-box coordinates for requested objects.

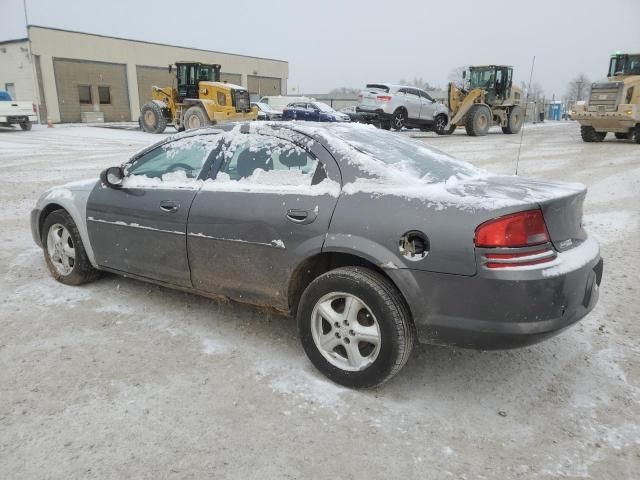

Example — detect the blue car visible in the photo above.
[282,101,350,122]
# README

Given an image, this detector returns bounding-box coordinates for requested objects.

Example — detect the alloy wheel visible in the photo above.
[46,223,75,276]
[311,292,381,371]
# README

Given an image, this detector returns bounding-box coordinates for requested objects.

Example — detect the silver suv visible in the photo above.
[357,83,450,133]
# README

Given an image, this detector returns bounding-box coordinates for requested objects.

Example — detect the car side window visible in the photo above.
[212,135,325,186]
[419,90,433,101]
[407,88,419,97]
[124,135,220,185]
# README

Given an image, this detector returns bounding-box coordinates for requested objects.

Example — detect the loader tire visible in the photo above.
[140,102,168,134]
[465,104,492,136]
[634,125,640,144]
[501,106,523,134]
[580,125,606,143]
[614,131,632,140]
[183,106,212,130]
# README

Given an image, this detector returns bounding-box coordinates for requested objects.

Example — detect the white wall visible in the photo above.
[0,40,37,103]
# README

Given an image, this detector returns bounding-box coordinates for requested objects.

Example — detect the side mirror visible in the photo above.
[168,64,173,73]
[100,166,124,189]
[462,70,466,79]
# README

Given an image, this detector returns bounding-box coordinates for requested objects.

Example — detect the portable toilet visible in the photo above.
[548,101,562,121]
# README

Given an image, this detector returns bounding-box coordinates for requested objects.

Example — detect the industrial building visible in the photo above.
[0,26,288,123]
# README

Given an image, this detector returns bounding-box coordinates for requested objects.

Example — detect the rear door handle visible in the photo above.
[286,208,317,225]
[159,200,180,213]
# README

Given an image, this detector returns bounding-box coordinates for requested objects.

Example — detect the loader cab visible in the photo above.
[468,65,513,103]
[608,53,640,78]
[174,62,222,102]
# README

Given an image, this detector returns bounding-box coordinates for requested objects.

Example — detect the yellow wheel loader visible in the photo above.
[572,53,640,143]
[447,65,524,136]
[139,62,257,134]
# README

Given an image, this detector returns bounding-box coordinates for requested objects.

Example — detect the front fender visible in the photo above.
[32,179,99,267]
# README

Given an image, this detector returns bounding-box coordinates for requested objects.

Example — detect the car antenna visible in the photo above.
[515,55,536,176]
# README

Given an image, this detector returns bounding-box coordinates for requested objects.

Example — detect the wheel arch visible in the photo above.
[34,187,98,268]
[287,251,413,321]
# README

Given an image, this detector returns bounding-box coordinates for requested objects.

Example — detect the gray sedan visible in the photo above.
[31,122,603,388]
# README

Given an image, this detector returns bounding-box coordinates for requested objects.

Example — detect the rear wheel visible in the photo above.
[501,105,523,134]
[581,125,606,142]
[634,125,640,144]
[614,131,632,140]
[183,105,212,130]
[465,104,492,136]
[390,109,407,131]
[140,102,168,134]
[42,210,100,285]
[297,267,414,388]
[20,121,32,131]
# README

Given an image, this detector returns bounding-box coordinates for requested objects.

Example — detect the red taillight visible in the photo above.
[474,209,550,248]
[377,95,392,102]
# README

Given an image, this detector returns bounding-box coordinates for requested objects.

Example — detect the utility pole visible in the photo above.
[23,0,42,123]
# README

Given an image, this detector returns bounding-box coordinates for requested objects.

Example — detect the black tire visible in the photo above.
[580,125,606,142]
[20,121,32,131]
[434,114,451,135]
[183,105,212,130]
[464,104,492,136]
[42,210,100,286]
[501,105,523,134]
[390,109,407,131]
[297,267,415,388]
[614,131,632,140]
[140,101,168,134]
[635,125,640,144]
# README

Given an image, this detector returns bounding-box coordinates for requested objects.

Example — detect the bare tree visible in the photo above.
[448,66,468,88]
[529,82,545,101]
[566,73,591,103]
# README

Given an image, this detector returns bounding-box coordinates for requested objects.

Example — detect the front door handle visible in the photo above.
[159,200,180,213]
[286,208,317,225]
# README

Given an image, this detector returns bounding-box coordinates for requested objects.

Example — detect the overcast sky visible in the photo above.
[2,0,638,97]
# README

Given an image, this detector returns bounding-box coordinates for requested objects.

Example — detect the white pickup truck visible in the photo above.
[0,90,37,131]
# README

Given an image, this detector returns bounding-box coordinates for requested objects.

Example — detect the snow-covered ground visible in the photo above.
[1,122,638,479]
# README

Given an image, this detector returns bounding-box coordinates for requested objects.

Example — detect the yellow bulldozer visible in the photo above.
[139,62,257,134]
[447,65,524,136]
[572,52,640,143]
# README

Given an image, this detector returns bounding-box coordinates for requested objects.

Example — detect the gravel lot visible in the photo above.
[1,122,638,479]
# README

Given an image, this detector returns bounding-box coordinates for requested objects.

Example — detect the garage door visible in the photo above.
[136,66,176,108]
[53,59,130,123]
[247,76,282,96]
[220,72,242,85]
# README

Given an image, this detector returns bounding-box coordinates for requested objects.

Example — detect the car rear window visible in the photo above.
[329,125,482,183]
[364,84,389,93]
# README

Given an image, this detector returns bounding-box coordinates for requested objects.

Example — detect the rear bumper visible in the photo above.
[355,107,390,122]
[0,114,37,124]
[388,243,603,349]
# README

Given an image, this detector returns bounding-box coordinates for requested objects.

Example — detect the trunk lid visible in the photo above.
[454,176,588,252]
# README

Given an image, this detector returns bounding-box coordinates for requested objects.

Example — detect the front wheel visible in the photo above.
[140,101,168,134]
[20,121,32,131]
[42,210,100,285]
[297,267,414,388]
[580,125,606,142]
[464,104,492,136]
[434,114,452,135]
